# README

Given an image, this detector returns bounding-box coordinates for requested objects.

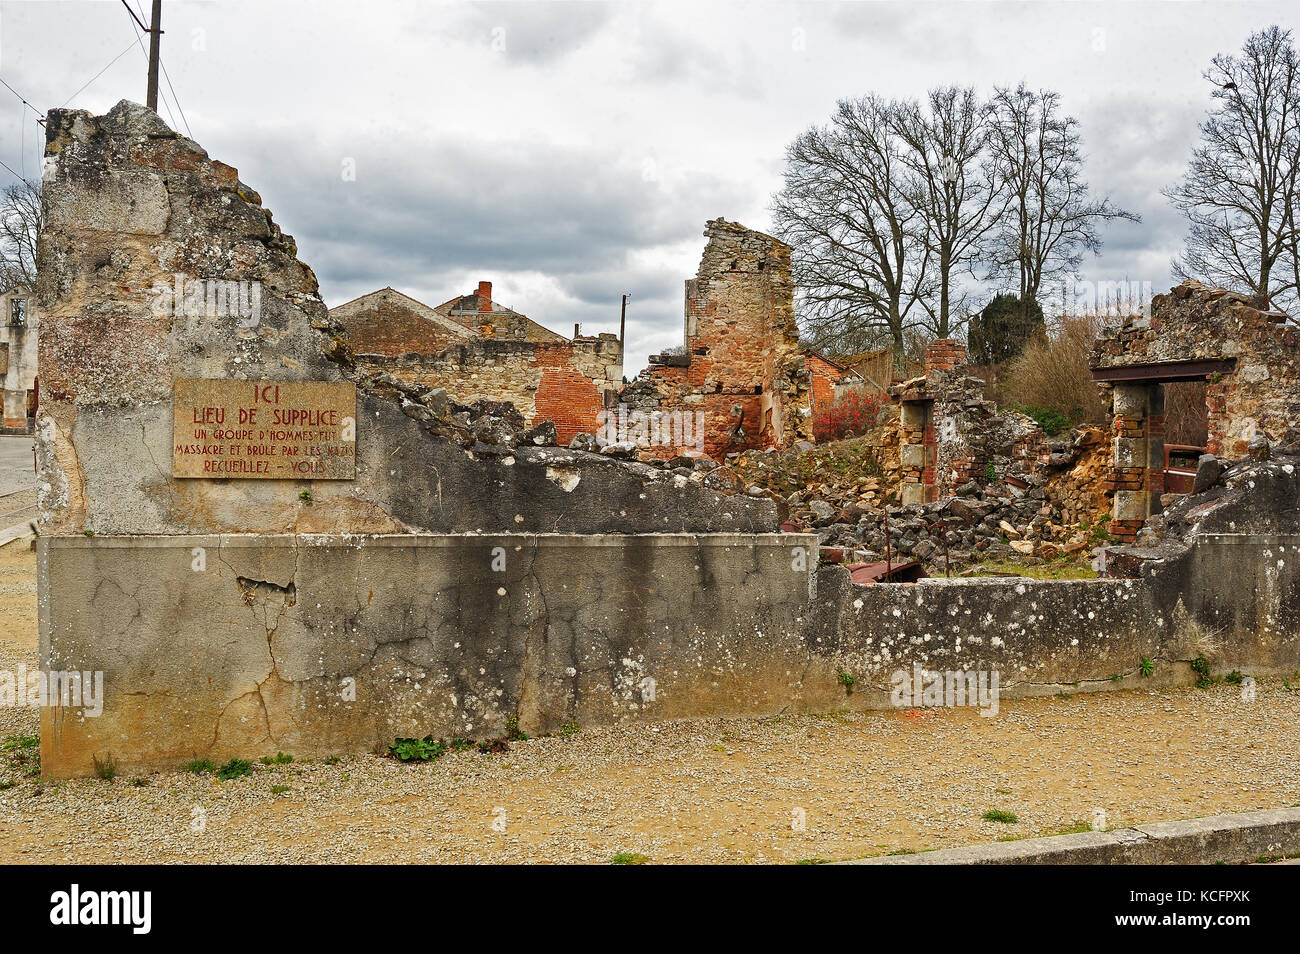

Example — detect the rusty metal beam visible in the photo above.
[1091,358,1237,383]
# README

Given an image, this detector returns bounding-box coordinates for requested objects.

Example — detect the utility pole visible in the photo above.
[619,294,628,348]
[146,0,162,112]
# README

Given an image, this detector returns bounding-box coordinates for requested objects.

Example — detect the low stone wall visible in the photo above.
[41,509,1300,777]
[40,532,824,777]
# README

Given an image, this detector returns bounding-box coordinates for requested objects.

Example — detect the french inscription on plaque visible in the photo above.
[173,379,356,479]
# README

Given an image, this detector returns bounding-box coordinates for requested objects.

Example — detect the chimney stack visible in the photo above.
[477,281,492,312]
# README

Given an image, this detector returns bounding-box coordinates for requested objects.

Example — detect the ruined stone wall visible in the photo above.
[34,102,716,537]
[891,340,1049,505]
[354,335,621,445]
[0,287,38,431]
[1094,282,1300,457]
[34,103,1300,779]
[627,219,811,459]
[41,455,1300,777]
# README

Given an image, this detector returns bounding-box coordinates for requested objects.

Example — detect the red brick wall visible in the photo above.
[807,353,843,412]
[532,343,607,444]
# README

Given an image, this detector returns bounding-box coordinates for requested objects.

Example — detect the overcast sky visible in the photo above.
[3,0,1299,372]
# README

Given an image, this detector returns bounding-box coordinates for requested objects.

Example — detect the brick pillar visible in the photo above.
[924,339,967,377]
[1104,382,1165,543]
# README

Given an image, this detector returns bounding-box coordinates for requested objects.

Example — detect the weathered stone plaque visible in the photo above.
[173,379,356,479]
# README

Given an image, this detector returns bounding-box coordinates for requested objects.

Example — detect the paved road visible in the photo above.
[0,435,36,499]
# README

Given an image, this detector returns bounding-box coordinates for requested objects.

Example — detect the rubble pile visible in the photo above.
[775,424,1114,570]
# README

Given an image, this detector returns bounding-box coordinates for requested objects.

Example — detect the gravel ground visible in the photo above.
[2,544,1298,864]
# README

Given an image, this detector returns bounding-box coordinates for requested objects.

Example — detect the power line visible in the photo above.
[122,3,178,131]
[59,38,139,109]
[119,0,148,34]
[159,56,192,139]
[0,75,44,121]
[0,154,32,186]
[127,0,191,139]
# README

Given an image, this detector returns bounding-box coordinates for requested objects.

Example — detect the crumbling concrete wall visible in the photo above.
[625,219,811,458]
[40,533,823,776]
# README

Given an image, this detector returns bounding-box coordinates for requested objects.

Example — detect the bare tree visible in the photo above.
[987,84,1138,326]
[892,86,1005,338]
[0,178,41,293]
[773,96,932,368]
[1166,26,1300,315]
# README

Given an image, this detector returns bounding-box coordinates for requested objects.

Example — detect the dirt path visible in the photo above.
[2,545,1298,864]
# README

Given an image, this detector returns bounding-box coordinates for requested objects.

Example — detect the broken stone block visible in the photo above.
[1247,437,1271,461]
[900,443,926,469]
[1192,454,1222,494]
[601,441,638,459]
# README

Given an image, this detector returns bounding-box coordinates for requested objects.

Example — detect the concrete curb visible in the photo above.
[843,807,1300,865]
[0,519,36,549]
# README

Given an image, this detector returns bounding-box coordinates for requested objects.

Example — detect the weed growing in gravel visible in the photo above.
[983,809,1018,824]
[505,716,529,742]
[449,739,474,753]
[558,723,581,739]
[388,737,444,762]
[795,857,831,865]
[183,759,216,774]
[1191,656,1212,688]
[1140,657,1155,677]
[885,848,916,855]
[259,752,293,765]
[611,852,649,865]
[4,734,40,779]
[217,758,253,780]
[323,755,342,765]
[92,753,116,781]
[270,785,290,795]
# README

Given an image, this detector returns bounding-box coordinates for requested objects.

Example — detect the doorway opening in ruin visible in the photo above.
[1164,381,1209,447]
[1093,358,1235,541]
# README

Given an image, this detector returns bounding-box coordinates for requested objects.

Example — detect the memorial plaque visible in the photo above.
[173,379,356,479]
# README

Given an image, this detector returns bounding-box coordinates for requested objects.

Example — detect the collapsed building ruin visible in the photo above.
[1091,281,1300,543]
[31,102,1300,777]
[330,284,622,445]
[620,219,813,458]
